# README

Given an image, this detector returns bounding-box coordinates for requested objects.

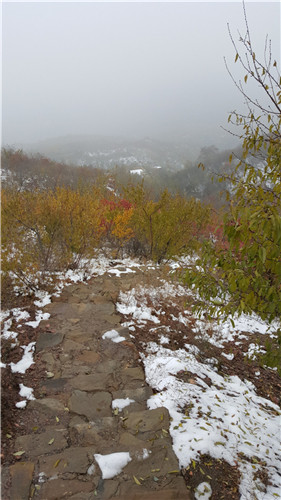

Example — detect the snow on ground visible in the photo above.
[94,452,132,479]
[10,342,36,374]
[2,254,280,498]
[116,280,281,500]
[194,482,212,500]
[144,344,280,499]
[16,383,35,408]
[112,398,135,411]
[102,329,126,343]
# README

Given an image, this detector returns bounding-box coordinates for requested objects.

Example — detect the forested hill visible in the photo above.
[1,144,241,204]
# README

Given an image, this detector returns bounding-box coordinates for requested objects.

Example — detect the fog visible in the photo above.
[2,1,280,150]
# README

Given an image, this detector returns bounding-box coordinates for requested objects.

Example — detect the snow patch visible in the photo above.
[195,482,212,500]
[102,329,125,343]
[94,452,131,479]
[112,398,135,410]
[19,383,35,400]
[10,342,35,373]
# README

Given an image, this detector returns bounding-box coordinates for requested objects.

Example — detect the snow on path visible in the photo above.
[0,255,149,401]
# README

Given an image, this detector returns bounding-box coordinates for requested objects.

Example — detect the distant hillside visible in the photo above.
[24,135,195,172]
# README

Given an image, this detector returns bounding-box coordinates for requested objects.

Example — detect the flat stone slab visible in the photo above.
[69,373,112,392]
[115,485,190,500]
[124,445,180,477]
[48,302,76,317]
[38,446,95,476]
[69,390,112,420]
[119,367,145,388]
[95,360,119,374]
[112,387,153,404]
[70,418,117,447]
[68,494,97,500]
[10,462,34,500]
[62,339,87,353]
[38,478,94,499]
[29,397,65,413]
[75,351,100,364]
[122,408,170,436]
[118,432,152,452]
[95,479,119,499]
[72,302,92,314]
[36,332,64,351]
[95,302,116,317]
[40,378,68,394]
[40,352,56,370]
[15,427,68,457]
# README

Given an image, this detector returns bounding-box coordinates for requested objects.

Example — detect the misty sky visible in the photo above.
[2,1,280,148]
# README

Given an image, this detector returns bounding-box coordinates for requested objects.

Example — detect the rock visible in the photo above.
[38,478,94,499]
[36,332,64,351]
[123,367,145,380]
[69,415,86,427]
[9,461,34,500]
[119,367,145,388]
[118,432,151,451]
[75,351,100,364]
[40,352,56,370]
[70,418,117,447]
[122,408,170,436]
[68,494,96,500]
[112,387,153,404]
[103,314,122,325]
[49,302,76,317]
[72,302,90,314]
[30,397,65,413]
[114,486,190,500]
[103,479,119,499]
[69,318,80,325]
[63,339,87,353]
[90,295,110,305]
[95,360,119,374]
[38,447,95,476]
[69,390,112,420]
[69,374,112,392]
[123,445,180,477]
[40,378,68,394]
[15,427,68,457]
[96,302,116,317]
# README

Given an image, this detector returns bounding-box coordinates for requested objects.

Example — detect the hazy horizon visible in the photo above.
[2,2,280,151]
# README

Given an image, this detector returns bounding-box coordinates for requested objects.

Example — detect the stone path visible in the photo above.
[8,266,190,499]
